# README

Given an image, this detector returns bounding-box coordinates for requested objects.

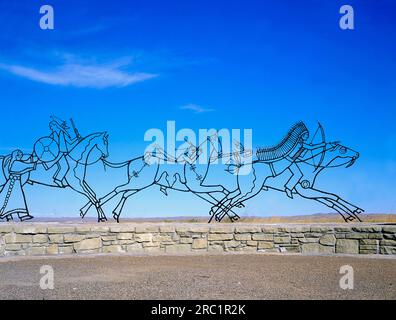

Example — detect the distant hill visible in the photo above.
[23,213,396,224]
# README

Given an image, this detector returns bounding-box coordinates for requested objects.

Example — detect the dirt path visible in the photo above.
[0,254,395,300]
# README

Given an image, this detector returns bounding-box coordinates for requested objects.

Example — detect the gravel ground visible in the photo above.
[0,254,395,300]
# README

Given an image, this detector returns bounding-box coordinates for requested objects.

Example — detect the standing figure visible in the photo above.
[0,150,37,221]
[45,117,79,187]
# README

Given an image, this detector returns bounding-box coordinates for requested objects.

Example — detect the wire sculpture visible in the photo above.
[0,117,364,223]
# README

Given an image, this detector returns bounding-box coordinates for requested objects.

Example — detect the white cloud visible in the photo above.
[0,61,157,88]
[180,103,214,114]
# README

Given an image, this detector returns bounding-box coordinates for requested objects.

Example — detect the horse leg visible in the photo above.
[303,187,360,213]
[82,180,107,222]
[187,181,233,221]
[295,185,361,222]
[323,198,362,222]
[72,178,104,222]
[211,189,241,221]
[315,198,356,222]
[112,189,141,222]
[189,192,240,223]
[100,190,119,206]
[215,170,266,222]
[335,198,364,216]
[99,177,134,205]
[80,201,92,218]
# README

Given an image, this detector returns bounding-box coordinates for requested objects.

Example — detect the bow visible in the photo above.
[311,122,326,172]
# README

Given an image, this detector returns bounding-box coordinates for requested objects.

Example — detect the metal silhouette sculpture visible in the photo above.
[0,117,363,223]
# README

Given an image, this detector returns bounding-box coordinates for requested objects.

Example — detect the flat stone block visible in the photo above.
[5,233,32,244]
[188,227,210,233]
[247,241,258,247]
[352,226,382,233]
[159,226,176,233]
[90,226,111,233]
[235,234,252,241]
[258,242,274,250]
[64,234,86,243]
[261,226,278,233]
[208,234,233,241]
[75,226,91,232]
[383,226,396,233]
[380,240,396,246]
[336,239,359,254]
[224,240,241,249]
[47,226,75,234]
[192,238,208,249]
[274,236,291,244]
[74,238,102,251]
[299,237,319,243]
[180,237,193,244]
[47,244,58,255]
[59,246,74,255]
[117,233,133,240]
[49,234,63,243]
[235,227,261,233]
[135,234,153,242]
[103,245,125,253]
[165,244,191,253]
[135,226,159,233]
[26,247,46,256]
[319,234,336,246]
[380,246,396,254]
[310,226,334,233]
[126,243,144,253]
[252,233,273,241]
[14,226,47,234]
[208,245,224,252]
[32,234,48,243]
[301,243,320,254]
[209,226,235,234]
[0,225,13,233]
[5,244,22,251]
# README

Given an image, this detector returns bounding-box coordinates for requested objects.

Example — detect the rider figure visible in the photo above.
[285,129,326,198]
[46,117,79,187]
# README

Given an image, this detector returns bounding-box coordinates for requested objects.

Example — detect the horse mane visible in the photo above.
[256,121,308,162]
[68,133,103,162]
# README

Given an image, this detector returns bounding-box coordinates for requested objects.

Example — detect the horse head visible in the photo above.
[94,132,110,160]
[322,143,359,169]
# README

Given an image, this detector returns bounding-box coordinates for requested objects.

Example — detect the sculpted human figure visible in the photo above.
[283,127,326,198]
[0,150,37,221]
[44,117,79,187]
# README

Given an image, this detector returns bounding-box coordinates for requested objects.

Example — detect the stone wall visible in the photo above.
[0,223,395,257]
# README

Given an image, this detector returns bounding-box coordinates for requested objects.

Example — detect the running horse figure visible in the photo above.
[81,135,236,222]
[27,132,110,222]
[211,122,363,223]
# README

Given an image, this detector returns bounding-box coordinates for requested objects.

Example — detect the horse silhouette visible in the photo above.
[27,132,110,222]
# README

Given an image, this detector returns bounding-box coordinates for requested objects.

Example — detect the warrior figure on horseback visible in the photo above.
[35,117,81,187]
[256,121,326,198]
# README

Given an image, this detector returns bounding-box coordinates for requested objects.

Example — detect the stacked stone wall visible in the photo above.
[0,223,395,257]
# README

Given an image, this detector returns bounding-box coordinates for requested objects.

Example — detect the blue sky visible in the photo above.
[0,0,395,218]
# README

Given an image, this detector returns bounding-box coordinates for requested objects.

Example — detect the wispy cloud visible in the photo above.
[0,58,158,89]
[180,103,215,114]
